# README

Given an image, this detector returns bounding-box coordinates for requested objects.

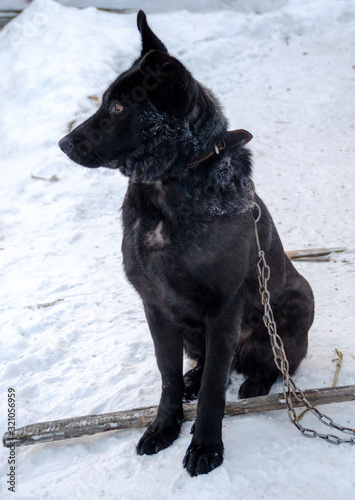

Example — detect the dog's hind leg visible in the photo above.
[236,284,313,399]
[236,330,280,399]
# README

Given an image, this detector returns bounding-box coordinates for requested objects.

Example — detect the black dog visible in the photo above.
[59,11,314,476]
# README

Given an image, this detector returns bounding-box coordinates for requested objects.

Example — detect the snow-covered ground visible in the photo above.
[0,0,298,14]
[0,0,354,498]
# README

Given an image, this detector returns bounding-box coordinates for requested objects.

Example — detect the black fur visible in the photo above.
[59,11,314,477]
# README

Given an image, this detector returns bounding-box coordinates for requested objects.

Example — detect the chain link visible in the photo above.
[253,202,355,445]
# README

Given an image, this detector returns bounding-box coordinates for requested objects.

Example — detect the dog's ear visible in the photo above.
[137,10,168,56]
[140,50,197,115]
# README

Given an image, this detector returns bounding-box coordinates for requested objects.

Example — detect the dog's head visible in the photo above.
[59,11,228,183]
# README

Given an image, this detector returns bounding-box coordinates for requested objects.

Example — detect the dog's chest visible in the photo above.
[133,215,173,254]
[143,220,169,249]
[122,213,179,285]
[121,183,250,310]
[122,184,184,279]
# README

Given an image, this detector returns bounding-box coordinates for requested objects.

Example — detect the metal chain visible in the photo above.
[253,202,355,445]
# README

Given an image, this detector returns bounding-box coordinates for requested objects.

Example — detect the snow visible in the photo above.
[0,0,354,498]
[0,0,299,14]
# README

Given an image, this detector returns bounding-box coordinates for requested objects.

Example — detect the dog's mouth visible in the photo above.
[58,135,121,170]
[104,160,120,170]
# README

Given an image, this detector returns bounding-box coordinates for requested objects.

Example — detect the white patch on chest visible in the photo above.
[145,221,168,247]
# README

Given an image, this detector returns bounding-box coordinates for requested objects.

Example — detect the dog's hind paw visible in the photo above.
[183,442,223,476]
[183,373,200,402]
[136,420,181,455]
[238,373,276,399]
[183,361,204,402]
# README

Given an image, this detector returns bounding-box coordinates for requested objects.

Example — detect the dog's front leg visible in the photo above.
[136,305,184,456]
[183,298,242,476]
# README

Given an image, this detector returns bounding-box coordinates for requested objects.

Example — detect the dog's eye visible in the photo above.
[114,102,123,113]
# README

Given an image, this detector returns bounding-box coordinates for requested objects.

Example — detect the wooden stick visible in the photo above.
[3,385,354,448]
[286,247,346,261]
[332,349,343,387]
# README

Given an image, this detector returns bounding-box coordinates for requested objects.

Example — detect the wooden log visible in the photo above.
[3,385,354,448]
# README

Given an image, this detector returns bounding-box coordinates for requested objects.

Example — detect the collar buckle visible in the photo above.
[214,139,226,155]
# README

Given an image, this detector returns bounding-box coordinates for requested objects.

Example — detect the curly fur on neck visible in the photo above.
[120,83,229,184]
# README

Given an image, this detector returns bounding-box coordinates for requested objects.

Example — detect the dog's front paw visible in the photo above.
[183,441,224,476]
[136,420,181,456]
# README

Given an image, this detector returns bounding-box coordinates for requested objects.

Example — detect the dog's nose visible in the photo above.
[58,136,74,155]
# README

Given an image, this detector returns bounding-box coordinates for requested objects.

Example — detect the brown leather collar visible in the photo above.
[186,129,252,168]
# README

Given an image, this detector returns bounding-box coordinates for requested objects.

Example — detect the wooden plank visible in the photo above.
[3,385,355,448]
